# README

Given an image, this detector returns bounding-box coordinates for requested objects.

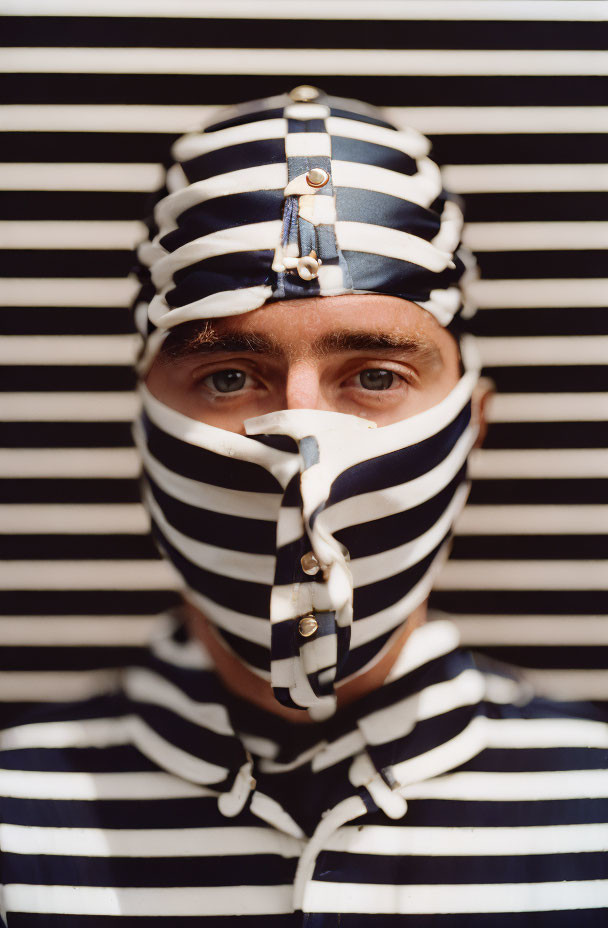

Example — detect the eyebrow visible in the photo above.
[161,326,441,366]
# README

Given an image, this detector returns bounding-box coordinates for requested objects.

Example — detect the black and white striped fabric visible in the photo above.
[1,2,607,718]
[134,88,474,370]
[137,359,478,716]
[1,616,607,921]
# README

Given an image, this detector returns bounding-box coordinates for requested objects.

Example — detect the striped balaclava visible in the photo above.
[133,87,479,719]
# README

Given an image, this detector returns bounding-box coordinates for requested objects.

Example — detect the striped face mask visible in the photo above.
[133,87,479,718]
[135,347,479,719]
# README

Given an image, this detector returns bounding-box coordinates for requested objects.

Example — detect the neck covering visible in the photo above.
[132,87,479,718]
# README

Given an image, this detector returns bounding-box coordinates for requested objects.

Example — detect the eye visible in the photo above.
[204,369,248,393]
[358,369,396,391]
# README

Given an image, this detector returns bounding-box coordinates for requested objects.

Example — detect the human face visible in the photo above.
[145,294,462,432]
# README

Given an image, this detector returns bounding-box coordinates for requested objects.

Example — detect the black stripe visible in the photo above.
[164,191,284,247]
[333,468,466,558]
[331,136,417,175]
[151,522,272,618]
[142,412,282,492]
[336,188,441,239]
[3,18,603,51]
[145,474,278,554]
[7,75,605,107]
[325,406,470,507]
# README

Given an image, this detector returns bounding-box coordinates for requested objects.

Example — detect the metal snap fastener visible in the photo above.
[298,614,319,638]
[306,168,330,188]
[289,84,320,103]
[297,254,320,280]
[301,551,320,575]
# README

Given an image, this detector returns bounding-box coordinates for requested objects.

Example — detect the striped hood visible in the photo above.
[133,87,480,718]
[133,86,477,366]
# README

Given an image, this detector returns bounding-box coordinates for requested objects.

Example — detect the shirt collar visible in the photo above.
[121,615,520,819]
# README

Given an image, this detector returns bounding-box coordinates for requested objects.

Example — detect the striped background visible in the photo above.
[1,0,607,721]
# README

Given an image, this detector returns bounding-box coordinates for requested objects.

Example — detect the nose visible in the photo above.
[285,361,324,410]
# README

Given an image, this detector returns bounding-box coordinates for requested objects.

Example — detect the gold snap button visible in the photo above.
[306,168,330,188]
[289,84,320,103]
[297,255,320,280]
[301,551,320,575]
[298,614,319,638]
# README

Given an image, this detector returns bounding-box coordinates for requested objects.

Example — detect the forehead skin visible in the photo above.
[146,293,462,429]
[159,294,458,364]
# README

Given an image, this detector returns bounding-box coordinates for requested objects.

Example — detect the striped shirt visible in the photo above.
[1,616,607,923]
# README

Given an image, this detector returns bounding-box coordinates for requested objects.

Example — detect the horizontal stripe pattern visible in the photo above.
[0,619,606,920]
[1,0,605,750]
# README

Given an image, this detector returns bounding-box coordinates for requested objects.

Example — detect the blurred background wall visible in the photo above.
[0,0,606,720]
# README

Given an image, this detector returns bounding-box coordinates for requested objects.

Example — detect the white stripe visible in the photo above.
[0,335,139,364]
[0,277,138,307]
[485,716,608,749]
[0,104,215,132]
[0,561,179,590]
[0,716,134,750]
[388,105,608,134]
[488,393,608,422]
[447,614,608,646]
[171,118,287,162]
[305,879,608,915]
[129,715,228,785]
[464,221,608,251]
[7,0,608,19]
[0,615,162,646]
[327,821,608,857]
[150,220,282,290]
[436,560,608,590]
[3,104,607,135]
[2,334,606,367]
[285,132,331,157]
[456,505,608,535]
[0,504,149,534]
[5,1,606,20]
[125,668,232,736]
[3,883,293,917]
[332,158,441,207]
[442,163,608,193]
[476,335,608,366]
[3,48,605,76]
[0,768,213,800]
[10,276,605,312]
[0,162,164,192]
[469,448,608,480]
[7,446,602,483]
[0,823,302,858]
[0,220,145,250]
[521,668,608,701]
[470,278,608,309]
[335,221,453,272]
[0,448,140,478]
[1,392,138,421]
[399,769,608,801]
[0,670,119,702]
[359,668,485,748]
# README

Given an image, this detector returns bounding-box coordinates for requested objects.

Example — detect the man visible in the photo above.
[0,87,606,923]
